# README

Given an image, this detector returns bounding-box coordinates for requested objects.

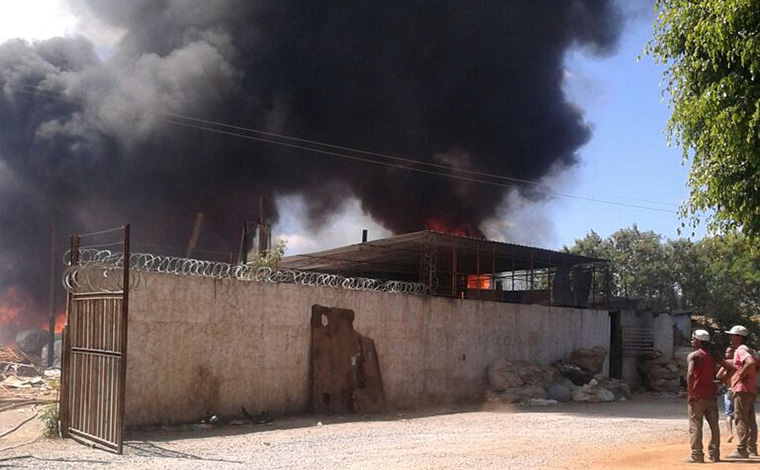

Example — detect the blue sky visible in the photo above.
[553,7,701,248]
[0,2,702,254]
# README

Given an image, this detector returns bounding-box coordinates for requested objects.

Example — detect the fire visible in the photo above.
[0,286,36,345]
[467,275,491,290]
[39,310,66,333]
[54,312,65,333]
[425,218,469,237]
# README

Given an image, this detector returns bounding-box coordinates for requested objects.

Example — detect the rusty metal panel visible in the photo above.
[60,225,130,454]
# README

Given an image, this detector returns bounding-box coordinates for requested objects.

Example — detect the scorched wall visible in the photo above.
[124,272,609,426]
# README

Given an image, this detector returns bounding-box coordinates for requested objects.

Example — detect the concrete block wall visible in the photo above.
[124,272,610,426]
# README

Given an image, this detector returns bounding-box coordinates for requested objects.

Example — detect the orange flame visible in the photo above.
[467,275,491,290]
[0,286,37,345]
[54,312,65,333]
[426,218,468,237]
[39,309,66,333]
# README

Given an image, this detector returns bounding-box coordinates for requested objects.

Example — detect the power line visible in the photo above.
[164,117,678,213]
[12,83,678,213]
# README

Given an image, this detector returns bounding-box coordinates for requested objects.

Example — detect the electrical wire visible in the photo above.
[11,83,678,213]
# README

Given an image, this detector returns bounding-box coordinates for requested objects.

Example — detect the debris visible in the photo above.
[40,339,62,368]
[14,329,49,356]
[571,384,615,402]
[0,347,22,363]
[316,421,323,427]
[486,353,626,406]
[569,346,608,373]
[0,346,61,400]
[488,360,560,391]
[1,376,33,389]
[553,360,595,386]
[637,350,683,393]
[241,407,273,424]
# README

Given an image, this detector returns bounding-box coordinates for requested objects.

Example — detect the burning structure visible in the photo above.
[0,1,624,342]
[57,226,614,452]
[281,230,607,307]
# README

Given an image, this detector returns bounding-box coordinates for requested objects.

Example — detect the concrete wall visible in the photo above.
[672,314,691,347]
[653,313,674,358]
[124,272,610,426]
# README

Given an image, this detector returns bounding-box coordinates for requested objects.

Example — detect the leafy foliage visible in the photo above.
[647,0,760,238]
[565,226,760,342]
[247,240,287,268]
[39,403,59,438]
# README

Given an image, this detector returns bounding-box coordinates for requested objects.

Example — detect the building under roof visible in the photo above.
[280,230,607,307]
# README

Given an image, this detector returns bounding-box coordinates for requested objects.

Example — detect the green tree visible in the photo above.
[693,233,760,342]
[566,227,759,342]
[647,0,760,238]
[565,225,676,308]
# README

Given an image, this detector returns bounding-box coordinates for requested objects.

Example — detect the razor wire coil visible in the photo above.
[63,249,428,296]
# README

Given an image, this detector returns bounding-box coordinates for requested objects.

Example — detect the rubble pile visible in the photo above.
[0,344,59,401]
[486,359,561,404]
[637,350,683,393]
[15,329,49,356]
[486,346,631,406]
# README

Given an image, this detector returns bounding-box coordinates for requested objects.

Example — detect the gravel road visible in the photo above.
[0,395,757,469]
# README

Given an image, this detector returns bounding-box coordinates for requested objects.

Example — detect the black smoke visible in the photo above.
[0,0,622,330]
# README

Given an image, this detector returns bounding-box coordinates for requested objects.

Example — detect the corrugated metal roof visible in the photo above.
[280,230,603,278]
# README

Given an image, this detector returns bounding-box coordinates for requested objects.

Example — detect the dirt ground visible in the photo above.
[0,394,758,469]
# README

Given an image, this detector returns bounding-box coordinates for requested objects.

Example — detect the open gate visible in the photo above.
[60,225,130,454]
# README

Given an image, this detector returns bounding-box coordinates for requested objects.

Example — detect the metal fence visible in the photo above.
[63,249,428,296]
[60,226,130,454]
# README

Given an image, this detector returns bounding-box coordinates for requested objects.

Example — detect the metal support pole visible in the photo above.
[476,244,481,300]
[451,246,457,297]
[47,222,57,367]
[547,256,552,306]
[530,253,534,295]
[116,224,130,454]
[59,233,79,438]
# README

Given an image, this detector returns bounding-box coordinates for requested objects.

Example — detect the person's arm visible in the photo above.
[716,366,728,380]
[715,357,733,370]
[735,348,757,382]
[686,351,698,400]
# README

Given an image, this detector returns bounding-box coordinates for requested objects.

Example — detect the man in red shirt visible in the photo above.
[724,325,758,459]
[686,329,720,463]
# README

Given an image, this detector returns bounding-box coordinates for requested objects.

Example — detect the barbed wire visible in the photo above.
[63,249,428,296]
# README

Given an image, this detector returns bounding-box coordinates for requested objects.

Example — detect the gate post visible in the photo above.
[58,234,79,438]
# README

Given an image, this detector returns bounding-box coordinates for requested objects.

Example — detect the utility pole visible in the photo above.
[47,221,56,367]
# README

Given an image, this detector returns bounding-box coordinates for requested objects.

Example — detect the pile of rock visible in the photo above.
[486,359,563,404]
[637,350,683,393]
[486,346,631,406]
[571,376,631,402]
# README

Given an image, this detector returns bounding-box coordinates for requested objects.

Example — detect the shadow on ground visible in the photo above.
[127,393,696,444]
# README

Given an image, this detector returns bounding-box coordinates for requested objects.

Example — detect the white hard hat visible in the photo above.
[692,329,710,342]
[691,330,710,341]
[725,325,749,337]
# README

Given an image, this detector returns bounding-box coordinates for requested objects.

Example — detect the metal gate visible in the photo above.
[60,225,130,454]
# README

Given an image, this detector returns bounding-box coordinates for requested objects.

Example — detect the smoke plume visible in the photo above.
[0,0,622,334]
